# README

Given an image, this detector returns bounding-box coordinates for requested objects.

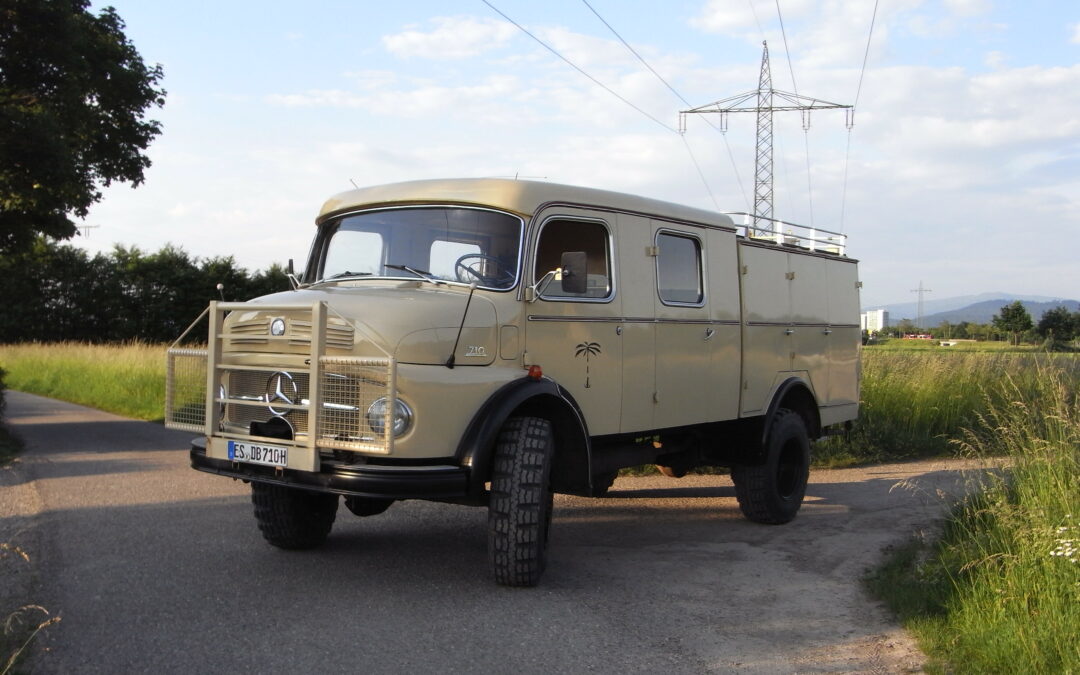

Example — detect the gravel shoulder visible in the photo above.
[2,390,989,673]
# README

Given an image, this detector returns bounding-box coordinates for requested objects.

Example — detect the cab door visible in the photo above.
[652,225,713,428]
[524,209,623,436]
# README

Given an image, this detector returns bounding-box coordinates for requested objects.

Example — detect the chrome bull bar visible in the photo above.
[165,301,396,457]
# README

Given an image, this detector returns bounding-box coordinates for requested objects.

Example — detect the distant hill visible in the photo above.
[864,292,1076,320]
[921,299,1080,326]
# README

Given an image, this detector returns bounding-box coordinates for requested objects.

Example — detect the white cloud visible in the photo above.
[689,0,802,34]
[1071,23,1080,44]
[382,16,516,59]
[943,0,991,17]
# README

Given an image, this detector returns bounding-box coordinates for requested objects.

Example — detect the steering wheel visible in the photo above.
[454,254,514,286]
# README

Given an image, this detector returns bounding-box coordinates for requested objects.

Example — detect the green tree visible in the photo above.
[992,301,1034,346]
[894,318,917,337]
[1036,306,1077,343]
[0,0,165,252]
[0,239,290,343]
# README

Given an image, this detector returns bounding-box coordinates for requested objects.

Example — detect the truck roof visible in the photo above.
[316,178,737,230]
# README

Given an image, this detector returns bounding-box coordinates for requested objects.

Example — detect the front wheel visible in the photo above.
[251,482,339,549]
[731,409,810,524]
[487,416,555,587]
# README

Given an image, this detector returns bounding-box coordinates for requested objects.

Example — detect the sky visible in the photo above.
[77,0,1080,309]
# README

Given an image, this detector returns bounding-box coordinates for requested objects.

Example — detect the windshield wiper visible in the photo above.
[384,264,446,286]
[321,270,373,281]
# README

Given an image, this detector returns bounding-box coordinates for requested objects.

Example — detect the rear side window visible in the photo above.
[656,231,703,305]
[534,219,613,300]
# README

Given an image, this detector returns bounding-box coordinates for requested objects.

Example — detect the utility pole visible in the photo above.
[911,281,932,331]
[679,42,852,232]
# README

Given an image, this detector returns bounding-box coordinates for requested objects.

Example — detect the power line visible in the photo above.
[854,0,880,109]
[775,0,798,94]
[480,0,677,134]
[580,0,686,107]
[745,0,766,38]
[840,0,881,231]
[680,134,721,211]
[774,0,816,226]
[578,0,750,209]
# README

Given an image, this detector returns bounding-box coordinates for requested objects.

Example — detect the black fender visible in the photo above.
[456,377,592,497]
[763,377,822,443]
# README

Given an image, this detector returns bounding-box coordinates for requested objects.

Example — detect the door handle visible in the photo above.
[784,328,795,335]
[823,328,833,335]
[704,328,715,341]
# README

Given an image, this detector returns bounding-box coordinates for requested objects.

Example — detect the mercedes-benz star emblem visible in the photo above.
[264,371,299,416]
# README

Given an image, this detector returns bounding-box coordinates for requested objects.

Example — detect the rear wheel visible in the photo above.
[251,482,339,549]
[487,416,555,587]
[731,409,810,524]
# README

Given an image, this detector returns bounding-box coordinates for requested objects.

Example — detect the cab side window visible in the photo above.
[535,219,612,300]
[656,231,703,305]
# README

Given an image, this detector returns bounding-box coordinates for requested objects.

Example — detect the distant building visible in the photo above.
[861,309,889,333]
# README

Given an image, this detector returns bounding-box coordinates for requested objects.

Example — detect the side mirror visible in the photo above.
[560,251,587,294]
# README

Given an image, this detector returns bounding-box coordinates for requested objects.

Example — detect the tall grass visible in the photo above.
[0,342,166,421]
[816,351,1080,466]
[868,362,1080,672]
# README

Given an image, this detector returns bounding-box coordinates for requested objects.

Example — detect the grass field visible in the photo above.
[0,342,166,422]
[0,340,1078,672]
[816,348,1079,466]
[867,361,1080,672]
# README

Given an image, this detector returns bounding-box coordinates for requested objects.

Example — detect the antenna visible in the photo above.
[679,42,851,232]
[77,224,100,238]
[910,281,932,330]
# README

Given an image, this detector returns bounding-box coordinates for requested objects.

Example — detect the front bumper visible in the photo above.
[190,438,472,501]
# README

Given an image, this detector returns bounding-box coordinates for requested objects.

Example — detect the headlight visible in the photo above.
[366,397,413,437]
[218,384,227,420]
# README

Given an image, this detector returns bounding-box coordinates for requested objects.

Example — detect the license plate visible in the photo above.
[227,440,288,468]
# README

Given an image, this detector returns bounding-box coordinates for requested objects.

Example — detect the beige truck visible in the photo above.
[166,178,860,586]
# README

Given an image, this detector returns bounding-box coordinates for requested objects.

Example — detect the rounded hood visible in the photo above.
[236,283,499,365]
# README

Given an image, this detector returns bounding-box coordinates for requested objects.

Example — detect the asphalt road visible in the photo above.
[1,390,985,673]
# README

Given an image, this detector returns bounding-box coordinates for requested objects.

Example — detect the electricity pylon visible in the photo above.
[911,281,932,331]
[679,41,852,230]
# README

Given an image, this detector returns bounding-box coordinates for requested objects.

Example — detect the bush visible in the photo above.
[0,238,289,344]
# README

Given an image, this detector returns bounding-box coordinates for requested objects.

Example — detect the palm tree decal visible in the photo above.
[574,341,602,388]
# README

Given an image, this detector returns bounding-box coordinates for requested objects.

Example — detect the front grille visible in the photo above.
[290,319,355,349]
[219,359,394,454]
[226,370,312,434]
[228,318,269,345]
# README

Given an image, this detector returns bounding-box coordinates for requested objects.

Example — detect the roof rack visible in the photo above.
[723,212,847,256]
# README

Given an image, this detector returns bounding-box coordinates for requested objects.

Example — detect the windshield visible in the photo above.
[309,207,523,290]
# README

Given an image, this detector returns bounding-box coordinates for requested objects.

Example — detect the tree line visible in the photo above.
[874,300,1080,349]
[0,238,289,343]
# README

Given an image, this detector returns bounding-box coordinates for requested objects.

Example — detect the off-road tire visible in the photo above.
[344,496,394,517]
[731,408,810,524]
[251,482,339,549]
[487,416,555,587]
